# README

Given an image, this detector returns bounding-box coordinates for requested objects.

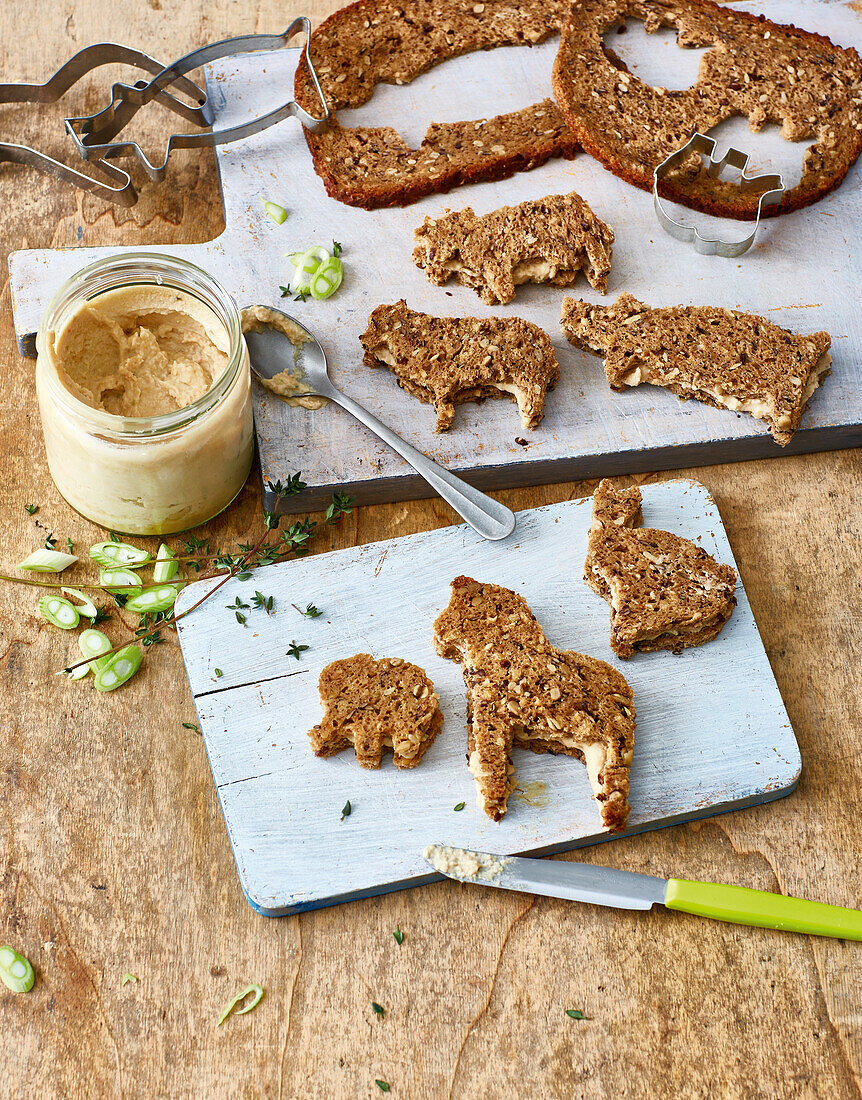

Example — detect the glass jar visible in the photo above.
[35,253,253,535]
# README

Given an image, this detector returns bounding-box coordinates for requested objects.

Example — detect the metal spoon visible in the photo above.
[243,307,516,541]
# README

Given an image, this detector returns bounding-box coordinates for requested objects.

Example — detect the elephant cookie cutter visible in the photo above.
[0,42,208,206]
[652,132,786,258]
[65,17,329,183]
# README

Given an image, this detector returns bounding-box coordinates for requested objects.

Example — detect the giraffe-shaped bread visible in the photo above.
[585,479,737,658]
[309,654,442,768]
[433,576,635,830]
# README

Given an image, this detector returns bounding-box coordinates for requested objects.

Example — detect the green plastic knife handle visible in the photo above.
[665,879,862,940]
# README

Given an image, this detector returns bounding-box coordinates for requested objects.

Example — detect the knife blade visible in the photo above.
[422,845,862,940]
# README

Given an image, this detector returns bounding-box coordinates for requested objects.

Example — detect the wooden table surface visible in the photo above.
[1,2,860,1097]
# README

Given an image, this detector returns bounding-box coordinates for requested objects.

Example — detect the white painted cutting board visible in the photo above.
[9,0,862,512]
[175,480,799,915]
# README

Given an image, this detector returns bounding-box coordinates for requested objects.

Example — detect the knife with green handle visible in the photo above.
[423,846,862,940]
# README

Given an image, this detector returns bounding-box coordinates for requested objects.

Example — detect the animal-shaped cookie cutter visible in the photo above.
[653,132,786,258]
[0,43,207,206]
[65,18,329,182]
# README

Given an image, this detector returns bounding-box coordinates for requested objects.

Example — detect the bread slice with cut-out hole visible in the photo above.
[293,0,577,209]
[560,293,831,445]
[551,0,862,219]
[585,480,737,658]
[412,192,614,304]
[360,300,560,431]
[309,654,442,768]
[433,575,635,830]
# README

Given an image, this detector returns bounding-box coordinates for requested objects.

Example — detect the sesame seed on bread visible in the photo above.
[433,575,635,830]
[309,654,442,768]
[293,0,577,208]
[585,480,737,658]
[412,192,614,304]
[360,300,560,431]
[552,0,862,220]
[560,293,831,445]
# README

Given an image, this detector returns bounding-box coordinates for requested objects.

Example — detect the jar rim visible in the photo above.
[36,252,244,438]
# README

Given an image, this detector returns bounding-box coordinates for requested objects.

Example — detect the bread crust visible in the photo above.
[294,0,577,208]
[552,0,862,219]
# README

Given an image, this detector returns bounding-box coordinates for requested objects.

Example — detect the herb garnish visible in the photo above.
[65,538,74,555]
[121,973,138,986]
[252,591,273,613]
[214,668,223,678]
[266,474,307,498]
[371,1002,384,1017]
[108,532,122,542]
[340,800,351,821]
[43,532,57,550]
[565,1009,585,1020]
[375,1080,390,1093]
[294,603,322,618]
[287,641,309,660]
[91,606,111,626]
[392,927,403,945]
[453,802,465,812]
[24,504,38,516]
[182,722,200,732]
[325,492,354,525]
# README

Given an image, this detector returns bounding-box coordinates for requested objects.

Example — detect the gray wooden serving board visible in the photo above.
[9,0,862,513]
[175,479,800,916]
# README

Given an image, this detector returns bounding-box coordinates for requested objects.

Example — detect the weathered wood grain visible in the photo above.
[0,2,860,1098]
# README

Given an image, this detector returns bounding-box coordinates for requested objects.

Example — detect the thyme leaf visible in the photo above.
[43,532,57,550]
[453,802,465,812]
[392,927,403,945]
[340,799,351,821]
[325,492,354,526]
[294,603,322,618]
[287,641,309,660]
[371,1002,384,1017]
[375,1081,390,1093]
[565,1009,585,1020]
[24,504,38,515]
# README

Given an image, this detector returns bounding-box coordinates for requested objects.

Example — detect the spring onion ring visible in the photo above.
[80,629,112,670]
[216,983,265,1026]
[263,201,288,225]
[94,645,143,692]
[38,595,80,630]
[124,585,178,614]
[99,568,143,595]
[310,257,343,300]
[90,542,150,569]
[287,244,344,299]
[62,587,98,619]
[153,544,179,584]
[0,946,35,993]
[17,549,78,573]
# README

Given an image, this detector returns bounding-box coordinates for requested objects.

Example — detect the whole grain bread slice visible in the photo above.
[294,0,577,208]
[413,192,614,304]
[560,293,831,445]
[360,300,560,431]
[433,575,635,830]
[552,0,862,219]
[309,654,442,768]
[585,480,737,658]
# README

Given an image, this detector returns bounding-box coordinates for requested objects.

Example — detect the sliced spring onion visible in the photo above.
[216,983,264,1026]
[121,973,138,986]
[289,246,331,293]
[99,568,143,595]
[90,541,150,569]
[263,200,288,225]
[17,549,78,573]
[94,645,143,692]
[79,629,112,673]
[38,595,80,630]
[62,587,98,619]
[153,543,179,583]
[309,257,343,300]
[124,585,178,614]
[0,946,35,993]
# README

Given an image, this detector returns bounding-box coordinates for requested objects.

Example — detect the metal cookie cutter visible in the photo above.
[0,43,208,206]
[66,17,329,181]
[652,132,786,258]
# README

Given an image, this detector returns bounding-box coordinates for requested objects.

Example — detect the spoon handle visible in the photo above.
[325,388,516,541]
